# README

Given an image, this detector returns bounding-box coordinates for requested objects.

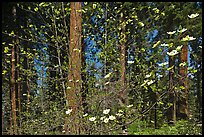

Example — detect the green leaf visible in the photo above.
[167,65,174,70]
[179,86,185,90]
[2,70,7,75]
[34,7,38,12]
[9,31,15,36]
[93,3,96,9]
[152,41,161,48]
[4,47,9,53]
[39,2,44,7]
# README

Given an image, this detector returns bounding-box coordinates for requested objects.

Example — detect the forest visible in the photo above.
[1,2,202,135]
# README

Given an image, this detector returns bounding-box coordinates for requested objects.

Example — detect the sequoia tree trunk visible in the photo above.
[65,2,82,134]
[178,44,189,119]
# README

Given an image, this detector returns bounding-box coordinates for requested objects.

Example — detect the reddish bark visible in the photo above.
[10,5,17,135]
[178,44,189,119]
[65,2,82,134]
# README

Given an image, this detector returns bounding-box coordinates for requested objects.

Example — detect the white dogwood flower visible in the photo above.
[89,117,96,122]
[65,109,72,115]
[147,80,154,86]
[127,104,133,108]
[109,115,116,120]
[167,31,176,35]
[100,116,106,121]
[160,43,169,47]
[104,72,112,79]
[167,50,179,56]
[177,28,187,33]
[127,61,134,64]
[83,113,88,117]
[116,113,123,117]
[104,82,110,85]
[104,118,109,123]
[158,62,168,67]
[181,35,196,41]
[103,109,110,114]
[145,74,151,78]
[188,13,199,19]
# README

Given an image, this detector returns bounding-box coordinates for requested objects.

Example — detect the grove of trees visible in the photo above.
[2,2,202,135]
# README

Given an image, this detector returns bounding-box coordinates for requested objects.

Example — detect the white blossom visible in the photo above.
[95,83,100,87]
[104,118,109,123]
[147,80,154,86]
[127,104,133,108]
[177,28,187,33]
[127,61,134,64]
[188,13,199,19]
[65,109,72,115]
[89,117,96,122]
[181,35,196,41]
[118,109,123,113]
[103,109,110,114]
[83,113,88,117]
[104,82,110,85]
[160,43,169,47]
[104,72,112,79]
[116,113,123,117]
[167,50,179,56]
[145,74,151,78]
[67,86,71,90]
[109,115,116,120]
[100,116,106,121]
[167,31,176,35]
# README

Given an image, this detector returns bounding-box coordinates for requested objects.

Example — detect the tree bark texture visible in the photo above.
[10,5,17,135]
[65,2,82,134]
[178,44,189,119]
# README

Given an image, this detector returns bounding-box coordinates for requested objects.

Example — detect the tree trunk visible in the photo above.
[118,17,127,132]
[178,44,189,119]
[168,55,176,125]
[16,35,21,134]
[10,5,17,135]
[196,67,202,121]
[65,2,82,134]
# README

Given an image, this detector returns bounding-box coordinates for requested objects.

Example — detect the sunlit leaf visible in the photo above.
[152,41,161,48]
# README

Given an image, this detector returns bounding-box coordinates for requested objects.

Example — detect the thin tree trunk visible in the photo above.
[118,17,128,133]
[196,67,202,120]
[168,55,176,125]
[65,2,82,134]
[10,5,17,135]
[178,44,189,119]
[53,4,68,107]
[16,37,21,134]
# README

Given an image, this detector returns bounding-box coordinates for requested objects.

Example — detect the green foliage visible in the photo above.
[128,120,202,135]
[2,1,202,135]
